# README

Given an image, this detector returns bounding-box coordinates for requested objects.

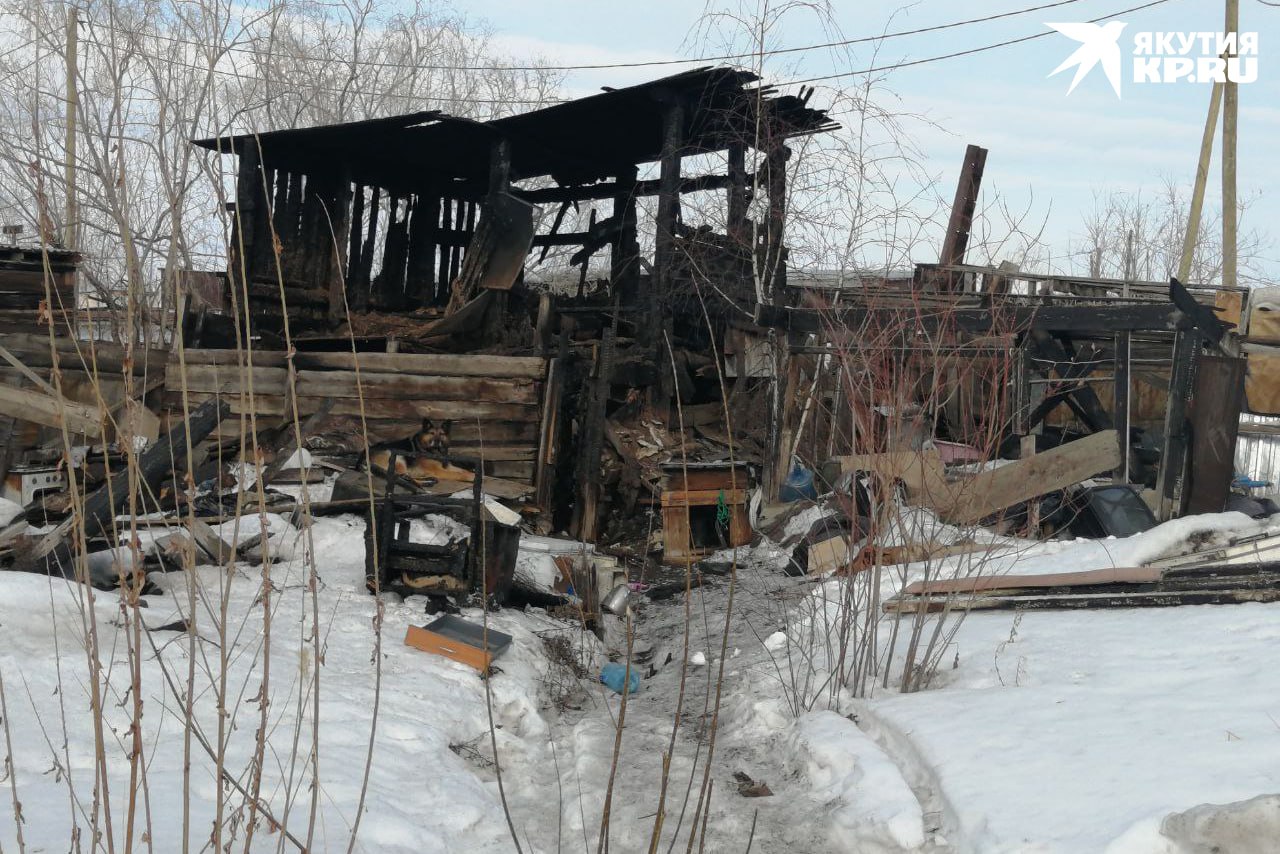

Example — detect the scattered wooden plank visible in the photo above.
[900,566,1161,596]
[887,587,1280,613]
[25,398,230,582]
[0,384,102,436]
[187,517,236,566]
[825,449,951,508]
[939,430,1120,525]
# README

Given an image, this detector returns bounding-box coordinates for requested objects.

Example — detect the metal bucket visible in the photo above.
[601,583,633,615]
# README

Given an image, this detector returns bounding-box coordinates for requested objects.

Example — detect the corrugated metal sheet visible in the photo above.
[1236,414,1280,494]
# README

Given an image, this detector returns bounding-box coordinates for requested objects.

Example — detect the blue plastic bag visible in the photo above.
[779,463,817,502]
[600,662,641,695]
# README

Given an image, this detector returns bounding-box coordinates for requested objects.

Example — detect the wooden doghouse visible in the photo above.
[660,462,752,564]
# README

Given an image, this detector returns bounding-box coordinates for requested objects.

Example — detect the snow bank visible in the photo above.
[1106,794,1280,853]
[867,603,1280,851]
[784,710,925,852]
[0,512,571,853]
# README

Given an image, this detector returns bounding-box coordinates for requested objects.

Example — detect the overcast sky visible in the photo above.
[466,0,1278,282]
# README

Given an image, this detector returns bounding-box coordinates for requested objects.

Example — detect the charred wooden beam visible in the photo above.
[326,170,353,322]
[1185,354,1246,515]
[31,398,230,586]
[764,142,788,304]
[1027,331,1112,432]
[756,302,1189,335]
[355,186,379,312]
[611,165,640,307]
[438,197,453,301]
[405,193,438,307]
[379,195,410,309]
[1113,331,1131,480]
[1155,330,1198,520]
[345,183,365,295]
[517,170,759,205]
[938,144,988,285]
[652,100,684,349]
[231,137,262,291]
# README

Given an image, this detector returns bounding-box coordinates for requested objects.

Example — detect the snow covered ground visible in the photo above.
[0,504,1277,852]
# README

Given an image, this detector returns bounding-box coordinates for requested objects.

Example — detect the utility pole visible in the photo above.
[62,5,78,252]
[1177,80,1222,283]
[1222,0,1239,289]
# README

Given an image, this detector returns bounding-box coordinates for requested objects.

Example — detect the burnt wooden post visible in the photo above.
[1113,331,1131,481]
[1185,355,1247,514]
[762,132,791,499]
[271,169,291,263]
[230,137,262,296]
[437,198,453,301]
[611,165,640,305]
[355,185,379,312]
[653,100,684,337]
[298,175,323,286]
[282,168,303,279]
[573,323,615,542]
[326,169,353,323]
[406,193,438,308]
[1156,330,1199,519]
[346,184,365,301]
[763,140,788,305]
[938,143,988,290]
[482,137,513,342]
[650,100,684,414]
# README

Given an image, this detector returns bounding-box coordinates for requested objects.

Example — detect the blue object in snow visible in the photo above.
[600,662,641,695]
[779,463,817,502]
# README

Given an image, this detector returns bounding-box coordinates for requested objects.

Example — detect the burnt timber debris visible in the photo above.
[0,70,1276,614]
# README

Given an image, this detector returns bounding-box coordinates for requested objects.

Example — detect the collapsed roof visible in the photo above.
[193,67,838,193]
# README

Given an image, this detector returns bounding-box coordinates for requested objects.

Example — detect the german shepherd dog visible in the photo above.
[366,419,473,483]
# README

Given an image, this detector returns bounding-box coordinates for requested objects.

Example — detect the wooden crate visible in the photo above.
[660,462,752,564]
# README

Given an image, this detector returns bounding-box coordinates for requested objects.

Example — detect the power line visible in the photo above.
[77,35,566,106]
[788,0,1175,86]
[71,0,1172,111]
[80,0,1090,75]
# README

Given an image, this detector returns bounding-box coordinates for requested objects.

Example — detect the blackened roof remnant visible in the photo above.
[193,67,838,194]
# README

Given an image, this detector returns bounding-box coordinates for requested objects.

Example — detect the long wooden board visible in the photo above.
[826,449,950,506]
[162,392,541,422]
[0,384,102,436]
[939,430,1121,525]
[171,364,540,405]
[900,565,1160,596]
[174,349,547,379]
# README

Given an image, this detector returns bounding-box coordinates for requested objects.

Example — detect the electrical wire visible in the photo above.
[71,0,1174,108]
[76,35,565,106]
[788,0,1175,86]
[77,0,1092,74]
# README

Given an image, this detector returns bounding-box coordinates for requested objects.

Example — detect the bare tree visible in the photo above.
[0,0,565,340]
[1071,179,1268,285]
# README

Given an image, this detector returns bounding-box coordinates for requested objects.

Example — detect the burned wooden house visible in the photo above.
[173,67,836,544]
